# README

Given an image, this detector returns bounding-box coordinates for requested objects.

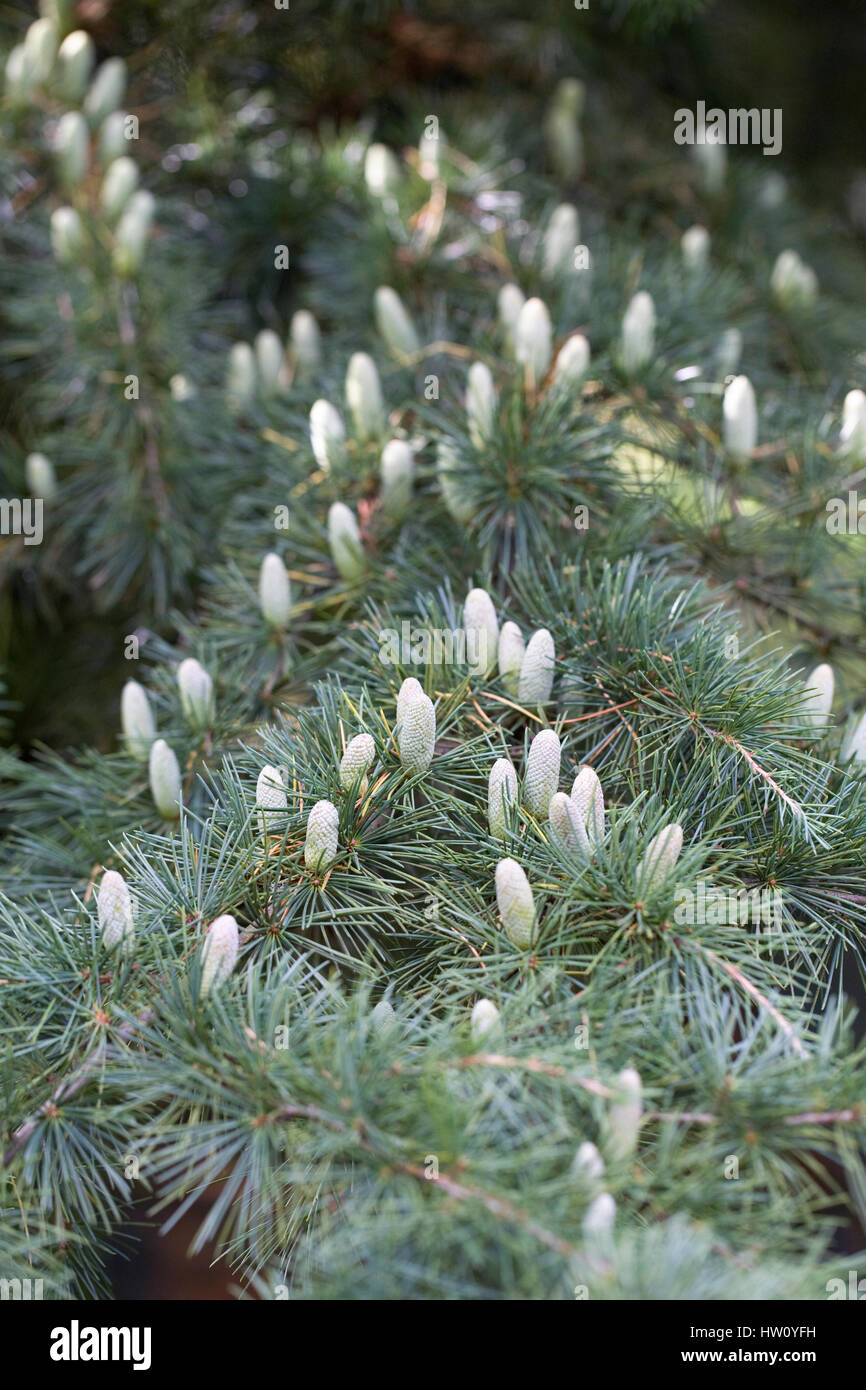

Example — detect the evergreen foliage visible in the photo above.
[1,0,865,1300]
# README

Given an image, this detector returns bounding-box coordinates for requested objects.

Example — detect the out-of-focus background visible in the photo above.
[3,0,866,757]
[4,0,866,757]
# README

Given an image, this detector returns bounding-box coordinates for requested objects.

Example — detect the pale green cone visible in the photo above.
[346,351,386,441]
[523,728,561,819]
[715,327,742,380]
[305,799,339,872]
[255,329,285,398]
[840,389,866,461]
[256,764,287,832]
[549,792,590,858]
[396,676,424,727]
[771,249,817,311]
[638,823,683,893]
[310,399,346,473]
[495,857,536,950]
[200,914,239,997]
[517,628,555,705]
[466,361,497,448]
[84,56,126,125]
[226,343,256,412]
[842,711,866,764]
[99,110,129,164]
[100,156,138,222]
[398,690,436,776]
[571,1141,605,1182]
[608,1067,642,1161]
[364,142,400,197]
[23,18,58,88]
[550,76,584,116]
[5,47,33,106]
[437,441,475,525]
[418,129,440,178]
[488,757,518,840]
[36,1,72,28]
[26,453,56,501]
[56,29,94,101]
[374,286,420,358]
[149,739,181,820]
[515,297,553,385]
[803,662,834,734]
[723,375,757,460]
[371,999,396,1035]
[50,206,85,266]
[328,502,366,581]
[471,998,501,1039]
[463,586,498,676]
[553,334,590,388]
[177,657,214,728]
[693,138,726,195]
[112,189,155,276]
[582,1191,615,1241]
[542,203,579,279]
[497,621,524,697]
[545,79,584,180]
[169,374,195,403]
[497,283,525,354]
[289,309,321,377]
[570,766,605,847]
[545,104,583,183]
[621,291,655,376]
[55,111,89,186]
[98,869,134,952]
[758,171,787,208]
[380,439,415,517]
[340,733,376,791]
[258,552,291,629]
[121,679,156,760]
[681,224,710,273]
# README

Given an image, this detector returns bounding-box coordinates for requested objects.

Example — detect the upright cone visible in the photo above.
[463,587,498,676]
[523,728,561,819]
[488,757,518,841]
[200,914,239,997]
[339,733,376,791]
[398,689,436,776]
[98,869,134,952]
[495,858,536,949]
[517,629,555,705]
[638,823,683,893]
[305,800,339,872]
[258,552,291,629]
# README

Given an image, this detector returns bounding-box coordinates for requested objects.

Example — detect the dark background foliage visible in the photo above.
[2,0,866,749]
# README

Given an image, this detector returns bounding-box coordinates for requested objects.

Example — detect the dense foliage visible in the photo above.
[1,0,865,1300]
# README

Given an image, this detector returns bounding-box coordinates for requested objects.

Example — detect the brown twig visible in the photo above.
[702,725,804,821]
[399,1161,576,1255]
[272,1101,576,1256]
[4,1009,154,1168]
[698,946,809,1057]
[457,1053,614,1097]
[783,1108,861,1126]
